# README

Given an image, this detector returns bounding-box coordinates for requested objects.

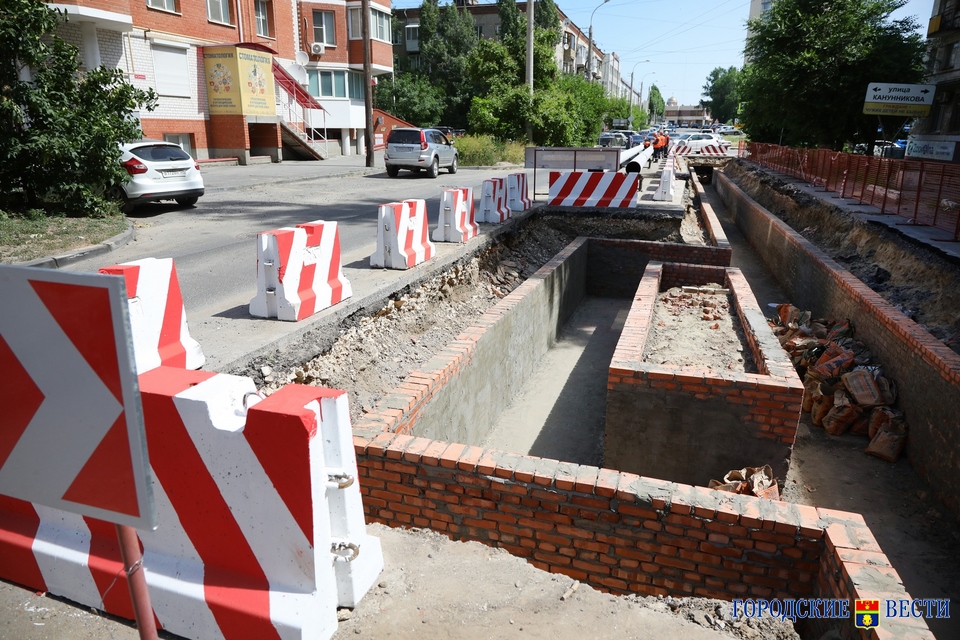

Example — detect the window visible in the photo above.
[307,70,362,99]
[348,8,390,42]
[254,0,271,37]
[373,9,389,42]
[348,72,364,99]
[476,25,483,39]
[313,10,336,46]
[147,0,177,12]
[152,44,190,97]
[405,25,419,46]
[348,8,361,39]
[408,55,421,70]
[207,0,230,24]
[946,42,959,69]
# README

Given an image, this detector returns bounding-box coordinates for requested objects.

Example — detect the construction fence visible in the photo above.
[745,143,960,241]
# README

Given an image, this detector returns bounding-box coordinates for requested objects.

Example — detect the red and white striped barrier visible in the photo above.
[478,177,510,223]
[99,257,204,373]
[0,367,383,640]
[250,220,352,321]
[507,172,532,212]
[370,199,435,269]
[673,145,693,156]
[432,188,478,243]
[699,145,727,156]
[547,171,638,208]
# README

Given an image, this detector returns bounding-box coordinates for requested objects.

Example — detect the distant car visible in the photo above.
[384,127,459,178]
[684,133,732,153]
[599,131,628,147]
[108,140,204,213]
[726,129,745,136]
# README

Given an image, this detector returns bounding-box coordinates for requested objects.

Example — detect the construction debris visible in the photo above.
[769,304,908,462]
[709,465,780,500]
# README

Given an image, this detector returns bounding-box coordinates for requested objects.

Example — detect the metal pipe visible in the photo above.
[115,524,158,640]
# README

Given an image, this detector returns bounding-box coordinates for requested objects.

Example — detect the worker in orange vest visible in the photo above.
[653,132,665,160]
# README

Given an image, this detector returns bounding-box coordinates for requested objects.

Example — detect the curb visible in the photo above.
[21,220,135,270]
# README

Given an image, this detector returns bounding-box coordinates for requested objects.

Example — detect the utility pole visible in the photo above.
[526,0,534,142]
[361,0,375,168]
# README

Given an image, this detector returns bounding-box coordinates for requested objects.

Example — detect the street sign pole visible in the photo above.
[117,524,159,640]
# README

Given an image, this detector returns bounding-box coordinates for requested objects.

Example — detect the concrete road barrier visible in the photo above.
[370,200,435,269]
[507,172,532,212]
[250,221,352,321]
[432,188,478,243]
[98,257,204,373]
[478,177,510,223]
[547,171,639,207]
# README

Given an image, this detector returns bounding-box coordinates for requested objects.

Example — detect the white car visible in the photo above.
[109,140,204,212]
[684,133,732,153]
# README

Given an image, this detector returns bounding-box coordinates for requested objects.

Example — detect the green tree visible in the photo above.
[418,1,478,127]
[497,0,526,50]
[0,1,156,216]
[647,84,665,122]
[741,0,925,148]
[535,0,562,46]
[606,97,647,129]
[700,66,741,124]
[374,73,445,126]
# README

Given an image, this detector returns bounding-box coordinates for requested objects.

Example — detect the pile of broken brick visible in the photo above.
[769,304,907,462]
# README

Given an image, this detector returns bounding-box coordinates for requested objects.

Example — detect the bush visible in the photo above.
[453,135,527,166]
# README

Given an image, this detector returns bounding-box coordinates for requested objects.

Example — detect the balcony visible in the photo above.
[930,9,960,36]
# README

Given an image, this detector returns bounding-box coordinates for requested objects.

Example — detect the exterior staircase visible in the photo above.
[273,60,329,160]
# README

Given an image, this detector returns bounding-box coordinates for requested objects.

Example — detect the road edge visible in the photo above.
[20,220,135,270]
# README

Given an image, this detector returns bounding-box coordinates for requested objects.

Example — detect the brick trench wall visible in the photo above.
[715,170,960,519]
[585,238,732,298]
[352,431,931,639]
[353,238,588,443]
[604,262,802,485]
[690,171,732,252]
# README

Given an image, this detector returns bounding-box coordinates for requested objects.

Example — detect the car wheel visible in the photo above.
[427,157,439,179]
[176,196,199,207]
[448,155,458,174]
[386,166,400,177]
[106,185,134,214]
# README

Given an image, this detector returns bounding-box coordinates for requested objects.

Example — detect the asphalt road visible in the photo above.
[63,162,516,371]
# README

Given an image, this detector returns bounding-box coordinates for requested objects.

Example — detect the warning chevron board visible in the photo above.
[863,82,936,117]
[0,265,155,529]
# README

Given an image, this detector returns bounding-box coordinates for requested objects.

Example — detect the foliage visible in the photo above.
[535,0,562,46]
[647,84,665,121]
[0,1,157,217]
[741,0,925,148]
[701,66,741,124]
[417,0,478,128]
[374,73,445,126]
[0,211,127,264]
[605,97,647,129]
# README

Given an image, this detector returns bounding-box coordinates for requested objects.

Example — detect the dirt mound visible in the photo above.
[724,160,960,354]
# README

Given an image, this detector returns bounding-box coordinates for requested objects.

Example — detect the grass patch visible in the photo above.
[455,135,527,166]
[0,212,128,264]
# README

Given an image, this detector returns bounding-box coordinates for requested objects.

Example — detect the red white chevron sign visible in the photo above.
[0,266,154,529]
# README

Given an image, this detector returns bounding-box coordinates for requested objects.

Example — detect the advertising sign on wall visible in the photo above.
[203,46,276,117]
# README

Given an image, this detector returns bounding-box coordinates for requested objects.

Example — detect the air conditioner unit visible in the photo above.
[310,42,325,56]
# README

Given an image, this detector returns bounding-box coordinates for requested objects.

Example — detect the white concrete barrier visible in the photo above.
[547,171,638,207]
[99,257,204,373]
[370,200,435,269]
[478,177,510,223]
[250,220,352,321]
[507,172,532,212]
[0,367,383,640]
[432,188,478,243]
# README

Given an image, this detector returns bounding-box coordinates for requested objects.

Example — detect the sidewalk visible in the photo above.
[199,150,386,192]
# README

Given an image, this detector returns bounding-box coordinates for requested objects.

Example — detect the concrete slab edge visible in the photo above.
[217,205,542,374]
[19,220,135,270]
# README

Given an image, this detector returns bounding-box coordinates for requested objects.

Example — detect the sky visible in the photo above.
[388,0,935,106]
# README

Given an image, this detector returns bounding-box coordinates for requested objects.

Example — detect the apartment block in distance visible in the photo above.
[47,0,394,163]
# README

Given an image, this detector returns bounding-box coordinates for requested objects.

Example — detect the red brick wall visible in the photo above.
[372,108,415,149]
[139,118,209,151]
[249,122,281,148]
[132,0,238,42]
[207,114,249,150]
[352,431,932,638]
[59,0,131,15]
[691,171,730,251]
[300,2,349,64]
[716,170,960,519]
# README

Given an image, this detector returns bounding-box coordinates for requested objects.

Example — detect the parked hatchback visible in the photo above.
[109,140,204,213]
[384,128,458,178]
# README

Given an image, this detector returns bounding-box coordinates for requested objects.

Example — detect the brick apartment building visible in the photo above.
[48,0,394,162]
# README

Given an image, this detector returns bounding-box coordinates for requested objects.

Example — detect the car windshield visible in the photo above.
[131,145,191,162]
[388,130,421,144]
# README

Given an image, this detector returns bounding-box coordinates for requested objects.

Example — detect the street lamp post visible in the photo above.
[628,60,650,112]
[585,0,609,82]
[639,72,655,124]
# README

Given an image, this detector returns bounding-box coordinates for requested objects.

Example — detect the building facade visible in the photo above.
[906,0,960,163]
[663,96,710,128]
[47,0,394,163]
